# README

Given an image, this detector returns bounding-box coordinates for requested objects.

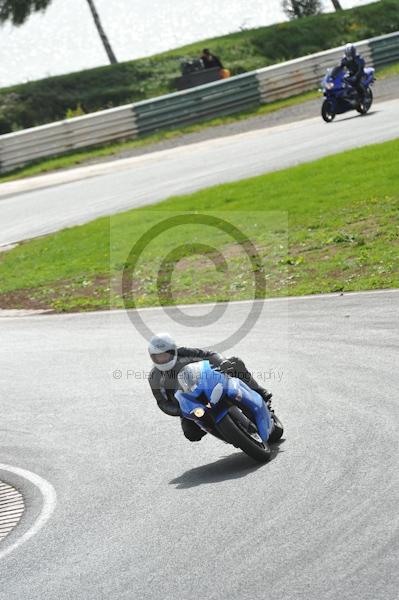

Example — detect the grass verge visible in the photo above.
[0,138,398,312]
[378,61,399,78]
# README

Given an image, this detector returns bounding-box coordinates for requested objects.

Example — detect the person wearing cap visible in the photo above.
[201,48,224,70]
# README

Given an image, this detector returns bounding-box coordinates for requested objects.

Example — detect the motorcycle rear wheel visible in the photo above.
[322,100,336,123]
[217,407,271,463]
[356,88,373,114]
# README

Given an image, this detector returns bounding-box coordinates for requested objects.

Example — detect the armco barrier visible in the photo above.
[370,31,399,68]
[0,105,137,173]
[134,72,260,136]
[0,32,398,174]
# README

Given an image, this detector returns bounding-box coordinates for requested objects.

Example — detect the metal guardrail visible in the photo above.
[0,105,137,173]
[0,32,398,174]
[134,73,260,136]
[370,31,399,67]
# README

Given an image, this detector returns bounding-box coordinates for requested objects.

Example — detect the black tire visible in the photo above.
[217,408,271,463]
[322,100,335,123]
[268,413,284,443]
[356,88,373,114]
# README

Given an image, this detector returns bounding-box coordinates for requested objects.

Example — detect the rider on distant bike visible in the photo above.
[148,332,274,442]
[340,43,366,100]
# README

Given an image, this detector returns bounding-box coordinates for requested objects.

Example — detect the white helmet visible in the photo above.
[148,332,177,372]
[344,43,356,60]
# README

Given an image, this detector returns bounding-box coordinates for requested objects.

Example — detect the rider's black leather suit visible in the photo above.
[340,54,366,98]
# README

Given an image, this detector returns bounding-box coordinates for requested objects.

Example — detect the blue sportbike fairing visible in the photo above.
[175,360,273,443]
[321,65,375,115]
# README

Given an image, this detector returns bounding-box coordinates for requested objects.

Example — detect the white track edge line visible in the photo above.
[0,288,398,321]
[0,464,57,560]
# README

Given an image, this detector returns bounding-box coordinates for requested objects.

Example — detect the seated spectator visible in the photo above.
[201,48,224,69]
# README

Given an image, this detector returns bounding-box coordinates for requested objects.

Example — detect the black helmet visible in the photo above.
[344,43,356,60]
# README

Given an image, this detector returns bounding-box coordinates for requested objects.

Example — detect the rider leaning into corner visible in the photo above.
[148,332,275,442]
[340,42,366,100]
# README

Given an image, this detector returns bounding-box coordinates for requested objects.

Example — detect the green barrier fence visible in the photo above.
[134,73,261,136]
[370,32,399,68]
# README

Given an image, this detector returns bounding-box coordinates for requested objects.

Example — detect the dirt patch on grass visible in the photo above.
[0,274,112,312]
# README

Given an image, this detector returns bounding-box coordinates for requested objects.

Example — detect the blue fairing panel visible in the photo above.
[175,390,206,417]
[175,360,273,442]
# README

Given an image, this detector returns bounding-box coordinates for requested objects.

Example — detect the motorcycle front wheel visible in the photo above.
[322,100,336,123]
[217,407,271,463]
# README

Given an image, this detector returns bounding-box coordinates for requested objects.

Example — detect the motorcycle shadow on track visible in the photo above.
[169,439,285,490]
[332,109,378,123]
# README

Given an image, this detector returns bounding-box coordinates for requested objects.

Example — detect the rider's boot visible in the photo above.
[258,389,273,409]
[259,390,284,442]
[356,83,366,105]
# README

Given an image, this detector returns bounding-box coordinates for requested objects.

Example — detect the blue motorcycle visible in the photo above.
[175,360,284,463]
[321,65,375,123]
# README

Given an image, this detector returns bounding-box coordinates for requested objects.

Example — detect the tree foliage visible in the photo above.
[0,0,117,64]
[0,0,52,26]
[282,0,323,19]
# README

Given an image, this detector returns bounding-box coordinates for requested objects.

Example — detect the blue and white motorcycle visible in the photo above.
[175,360,284,463]
[321,65,375,122]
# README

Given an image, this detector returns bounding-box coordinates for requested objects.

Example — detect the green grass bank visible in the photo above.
[0,138,398,312]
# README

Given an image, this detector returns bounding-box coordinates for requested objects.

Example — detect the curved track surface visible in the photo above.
[0,290,398,599]
[1,98,399,245]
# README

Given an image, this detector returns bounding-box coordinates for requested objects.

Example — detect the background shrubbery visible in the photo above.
[1,0,398,133]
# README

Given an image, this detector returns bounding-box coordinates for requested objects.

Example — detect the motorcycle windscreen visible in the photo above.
[177,361,204,395]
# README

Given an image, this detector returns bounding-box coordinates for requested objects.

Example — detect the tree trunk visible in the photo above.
[293,1,302,18]
[85,0,117,64]
[330,0,343,10]
[286,1,302,18]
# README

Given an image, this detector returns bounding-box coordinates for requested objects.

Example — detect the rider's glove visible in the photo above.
[213,359,235,376]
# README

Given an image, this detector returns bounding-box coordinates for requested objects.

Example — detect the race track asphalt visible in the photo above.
[1,290,398,599]
[0,97,399,246]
